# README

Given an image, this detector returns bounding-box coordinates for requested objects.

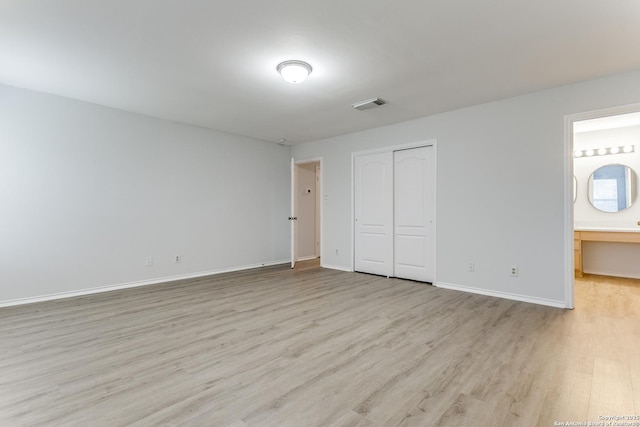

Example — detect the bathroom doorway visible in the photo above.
[567,104,640,306]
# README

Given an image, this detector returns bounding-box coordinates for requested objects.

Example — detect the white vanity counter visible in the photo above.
[575,227,640,232]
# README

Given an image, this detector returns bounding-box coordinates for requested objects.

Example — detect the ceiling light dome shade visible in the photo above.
[277,60,312,83]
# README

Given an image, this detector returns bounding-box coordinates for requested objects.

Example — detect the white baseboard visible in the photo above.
[321,264,353,273]
[0,259,290,308]
[582,268,640,279]
[435,281,567,309]
[296,256,319,262]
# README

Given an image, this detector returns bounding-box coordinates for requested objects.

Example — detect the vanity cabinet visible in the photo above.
[574,232,582,278]
[574,230,640,277]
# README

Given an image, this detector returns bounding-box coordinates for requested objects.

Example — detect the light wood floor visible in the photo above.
[294,257,321,271]
[1,267,638,426]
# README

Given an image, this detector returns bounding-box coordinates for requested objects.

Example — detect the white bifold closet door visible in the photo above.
[354,146,434,282]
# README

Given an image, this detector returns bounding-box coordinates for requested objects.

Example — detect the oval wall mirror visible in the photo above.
[588,164,638,212]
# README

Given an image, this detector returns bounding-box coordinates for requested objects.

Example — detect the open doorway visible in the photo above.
[292,159,321,270]
[566,104,640,307]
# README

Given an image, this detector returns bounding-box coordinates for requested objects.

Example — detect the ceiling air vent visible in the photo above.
[352,97,386,111]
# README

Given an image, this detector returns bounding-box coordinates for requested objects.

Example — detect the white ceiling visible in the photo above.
[2,1,640,145]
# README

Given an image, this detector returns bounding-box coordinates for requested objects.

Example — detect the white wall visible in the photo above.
[296,162,317,259]
[293,69,640,307]
[574,125,640,278]
[0,84,291,304]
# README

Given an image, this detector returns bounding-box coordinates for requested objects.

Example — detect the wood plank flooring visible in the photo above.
[293,258,321,271]
[1,267,638,426]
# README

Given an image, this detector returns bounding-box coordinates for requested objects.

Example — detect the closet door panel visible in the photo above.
[394,146,435,282]
[354,152,393,276]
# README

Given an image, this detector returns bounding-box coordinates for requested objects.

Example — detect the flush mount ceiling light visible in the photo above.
[277,60,312,84]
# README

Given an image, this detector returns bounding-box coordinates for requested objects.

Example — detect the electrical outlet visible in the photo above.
[174,255,181,263]
[510,266,519,277]
[145,256,153,267]
[335,249,340,255]
[467,262,475,272]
